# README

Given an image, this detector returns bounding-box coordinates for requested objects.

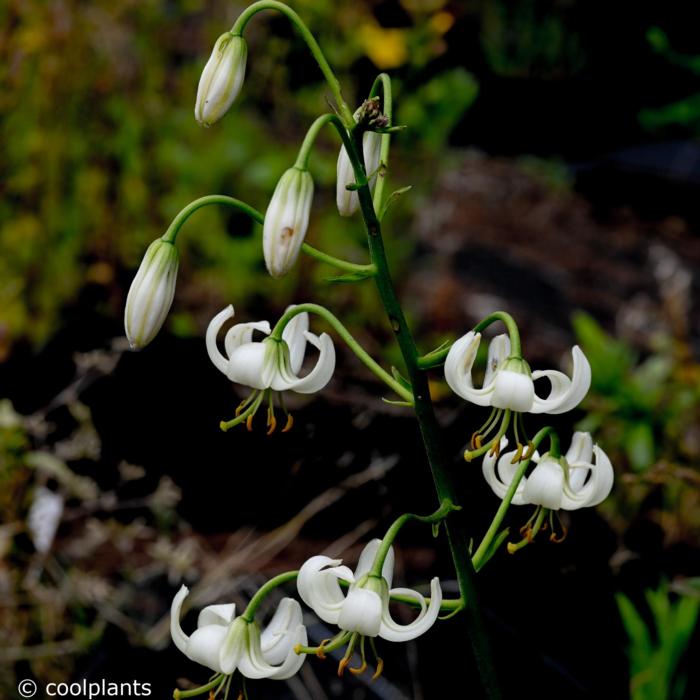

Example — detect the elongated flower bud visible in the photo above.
[195,33,247,127]
[124,239,179,350]
[263,167,314,278]
[336,131,382,216]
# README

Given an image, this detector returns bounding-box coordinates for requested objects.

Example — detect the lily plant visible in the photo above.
[122,2,616,698]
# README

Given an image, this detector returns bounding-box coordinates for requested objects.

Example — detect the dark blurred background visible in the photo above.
[2,1,700,698]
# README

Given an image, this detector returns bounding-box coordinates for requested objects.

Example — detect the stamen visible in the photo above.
[369,637,384,681]
[265,390,277,435]
[246,414,254,431]
[523,440,536,460]
[510,443,524,464]
[470,408,500,450]
[282,413,294,432]
[550,511,568,543]
[464,410,511,462]
[337,633,358,677]
[349,660,368,676]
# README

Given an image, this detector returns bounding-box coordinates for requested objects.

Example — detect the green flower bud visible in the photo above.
[195,33,247,127]
[124,239,179,350]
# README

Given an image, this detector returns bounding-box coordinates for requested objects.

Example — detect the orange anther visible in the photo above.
[266,414,277,435]
[246,414,254,431]
[371,658,384,681]
[349,660,367,676]
[282,414,294,433]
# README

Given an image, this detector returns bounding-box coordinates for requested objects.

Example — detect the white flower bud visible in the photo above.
[195,33,247,127]
[336,130,383,216]
[263,167,314,278]
[124,239,179,350]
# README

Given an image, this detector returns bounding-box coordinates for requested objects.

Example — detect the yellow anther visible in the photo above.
[236,693,244,700]
[235,402,246,417]
[475,434,483,449]
[266,414,277,436]
[523,441,536,460]
[338,657,350,677]
[349,660,367,676]
[246,414,254,432]
[372,658,384,681]
[510,443,524,464]
[282,414,294,433]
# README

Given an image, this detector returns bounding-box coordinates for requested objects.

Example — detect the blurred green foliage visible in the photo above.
[574,312,700,538]
[640,27,700,131]
[617,584,699,700]
[0,0,477,360]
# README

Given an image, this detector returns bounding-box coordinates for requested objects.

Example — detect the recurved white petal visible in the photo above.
[354,539,395,589]
[337,587,383,637]
[281,310,309,375]
[226,342,275,390]
[267,623,308,680]
[235,623,282,680]
[562,444,614,510]
[531,346,591,414]
[491,370,535,412]
[206,305,235,375]
[444,332,494,406]
[171,585,228,673]
[521,458,564,510]
[198,603,236,628]
[260,598,303,666]
[224,321,271,358]
[379,577,442,643]
[297,556,354,624]
[483,334,510,386]
[482,439,529,505]
[280,332,335,394]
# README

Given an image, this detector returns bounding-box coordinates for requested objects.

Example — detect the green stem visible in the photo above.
[270,303,413,403]
[231,1,353,125]
[471,427,554,570]
[368,73,392,211]
[301,243,376,276]
[294,113,336,169]
[473,311,522,357]
[241,570,299,622]
[160,193,370,275]
[162,195,263,243]
[342,113,502,699]
[173,675,225,699]
[369,499,458,577]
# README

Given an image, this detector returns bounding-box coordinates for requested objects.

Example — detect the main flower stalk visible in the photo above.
[338,101,502,698]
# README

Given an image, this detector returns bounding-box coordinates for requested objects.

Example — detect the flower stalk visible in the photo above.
[337,81,502,698]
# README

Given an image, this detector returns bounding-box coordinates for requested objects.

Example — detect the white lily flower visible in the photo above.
[195,33,247,127]
[124,238,179,350]
[263,167,314,278]
[482,432,614,510]
[206,305,335,431]
[336,130,383,216]
[170,585,306,679]
[297,539,442,643]
[444,332,591,414]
